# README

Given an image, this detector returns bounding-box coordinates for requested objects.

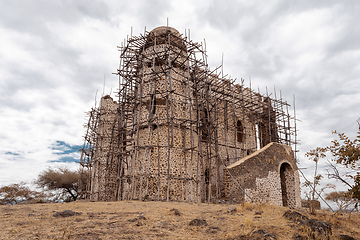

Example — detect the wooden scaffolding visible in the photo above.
[80,27,298,202]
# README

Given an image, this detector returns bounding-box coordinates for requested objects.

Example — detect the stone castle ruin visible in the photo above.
[80,26,301,208]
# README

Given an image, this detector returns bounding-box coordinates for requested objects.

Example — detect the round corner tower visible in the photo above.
[127,26,200,202]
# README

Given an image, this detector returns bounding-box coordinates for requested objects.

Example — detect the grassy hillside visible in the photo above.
[1,200,359,239]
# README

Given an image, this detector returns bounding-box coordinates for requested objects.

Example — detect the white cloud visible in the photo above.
[1,1,359,206]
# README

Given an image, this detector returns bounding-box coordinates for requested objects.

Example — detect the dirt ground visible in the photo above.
[1,200,359,239]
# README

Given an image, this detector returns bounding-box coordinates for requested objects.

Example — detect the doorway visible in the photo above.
[280,162,295,207]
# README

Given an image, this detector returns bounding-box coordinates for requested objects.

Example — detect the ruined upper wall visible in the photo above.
[224,142,301,207]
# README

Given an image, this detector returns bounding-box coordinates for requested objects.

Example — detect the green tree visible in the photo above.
[307,119,360,209]
[326,119,360,202]
[35,167,88,202]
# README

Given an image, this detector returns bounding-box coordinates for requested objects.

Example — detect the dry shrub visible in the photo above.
[0,183,44,205]
[243,216,254,229]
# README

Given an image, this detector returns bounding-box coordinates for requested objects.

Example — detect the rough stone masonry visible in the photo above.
[81,26,301,208]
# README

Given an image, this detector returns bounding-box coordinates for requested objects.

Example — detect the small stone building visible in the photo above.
[225,143,300,208]
[81,26,301,208]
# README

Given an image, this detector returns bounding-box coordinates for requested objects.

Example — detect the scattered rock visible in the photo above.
[229,229,277,240]
[189,218,208,226]
[283,210,309,222]
[128,215,146,226]
[128,217,138,222]
[128,215,146,222]
[53,210,82,217]
[293,233,305,240]
[299,219,332,239]
[206,226,221,234]
[255,211,263,215]
[301,199,321,210]
[338,235,355,240]
[170,208,181,216]
[142,194,149,201]
[16,221,30,226]
[156,221,168,228]
[251,229,277,240]
[227,206,237,213]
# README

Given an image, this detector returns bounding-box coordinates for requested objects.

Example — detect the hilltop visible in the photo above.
[1,200,359,239]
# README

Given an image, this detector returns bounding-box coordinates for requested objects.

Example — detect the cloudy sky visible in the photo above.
[1,0,359,201]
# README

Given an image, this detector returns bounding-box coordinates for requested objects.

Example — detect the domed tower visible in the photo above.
[126,26,199,201]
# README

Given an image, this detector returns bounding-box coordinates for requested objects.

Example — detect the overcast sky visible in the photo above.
[1,0,359,201]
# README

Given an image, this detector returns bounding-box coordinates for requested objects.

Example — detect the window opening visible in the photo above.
[150,93,156,115]
[201,108,209,141]
[236,120,244,143]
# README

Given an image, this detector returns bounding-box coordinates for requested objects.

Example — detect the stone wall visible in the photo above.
[88,26,300,205]
[126,26,200,202]
[91,95,118,201]
[224,142,301,208]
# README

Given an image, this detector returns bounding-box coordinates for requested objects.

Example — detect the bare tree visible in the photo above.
[325,191,357,214]
[304,147,327,214]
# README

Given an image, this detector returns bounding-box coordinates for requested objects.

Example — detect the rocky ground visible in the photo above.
[1,200,359,239]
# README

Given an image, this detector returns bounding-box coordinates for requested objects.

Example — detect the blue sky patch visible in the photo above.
[50,141,82,163]
[5,151,20,156]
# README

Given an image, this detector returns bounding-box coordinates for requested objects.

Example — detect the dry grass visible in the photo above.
[0,200,359,239]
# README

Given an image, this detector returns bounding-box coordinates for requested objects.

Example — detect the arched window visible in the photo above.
[204,168,210,185]
[236,120,244,143]
[201,108,209,142]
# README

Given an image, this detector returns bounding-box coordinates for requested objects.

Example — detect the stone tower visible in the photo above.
[131,26,199,201]
[82,26,301,207]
